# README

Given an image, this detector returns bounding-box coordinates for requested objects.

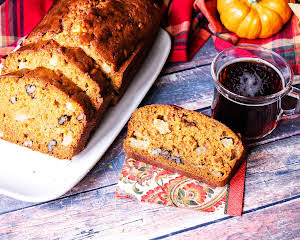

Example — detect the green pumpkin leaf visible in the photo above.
[189,200,198,206]
[132,183,143,195]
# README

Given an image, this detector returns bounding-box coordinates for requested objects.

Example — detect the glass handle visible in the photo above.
[281,87,300,120]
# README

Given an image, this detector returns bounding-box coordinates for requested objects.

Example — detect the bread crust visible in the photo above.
[2,39,112,110]
[24,0,163,93]
[112,28,159,100]
[125,151,246,187]
[0,68,96,159]
[124,104,247,187]
[0,0,163,159]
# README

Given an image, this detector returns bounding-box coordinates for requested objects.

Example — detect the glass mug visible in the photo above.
[211,45,300,140]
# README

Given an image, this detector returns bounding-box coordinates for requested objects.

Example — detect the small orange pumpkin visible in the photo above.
[217,0,292,39]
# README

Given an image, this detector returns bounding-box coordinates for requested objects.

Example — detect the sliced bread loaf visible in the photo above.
[2,40,112,112]
[123,105,246,187]
[0,67,95,159]
[24,0,162,94]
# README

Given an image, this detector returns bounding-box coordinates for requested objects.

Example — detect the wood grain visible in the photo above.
[0,135,299,239]
[160,198,300,240]
[1,38,299,240]
[1,106,299,215]
[0,61,299,213]
[0,57,217,213]
[163,38,218,75]
[0,60,299,215]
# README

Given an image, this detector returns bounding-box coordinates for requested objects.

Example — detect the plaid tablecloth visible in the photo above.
[1,0,299,74]
[0,0,55,55]
[166,0,300,75]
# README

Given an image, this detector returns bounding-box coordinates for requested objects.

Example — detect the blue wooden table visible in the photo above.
[1,38,300,240]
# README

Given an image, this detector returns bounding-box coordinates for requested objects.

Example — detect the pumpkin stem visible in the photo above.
[248,0,258,4]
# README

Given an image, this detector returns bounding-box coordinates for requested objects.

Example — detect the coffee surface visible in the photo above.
[218,60,283,97]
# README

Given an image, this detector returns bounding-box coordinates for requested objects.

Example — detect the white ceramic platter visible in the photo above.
[0,29,171,202]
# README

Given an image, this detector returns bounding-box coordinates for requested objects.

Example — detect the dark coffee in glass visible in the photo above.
[212,60,283,139]
[211,45,299,140]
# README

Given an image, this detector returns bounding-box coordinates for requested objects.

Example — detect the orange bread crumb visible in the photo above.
[0,68,95,159]
[2,40,112,111]
[124,105,246,187]
[24,0,163,93]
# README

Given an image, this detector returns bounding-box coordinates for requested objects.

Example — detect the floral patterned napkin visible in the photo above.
[116,157,246,216]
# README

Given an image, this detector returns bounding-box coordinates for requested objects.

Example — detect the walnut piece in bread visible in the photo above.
[124,104,246,187]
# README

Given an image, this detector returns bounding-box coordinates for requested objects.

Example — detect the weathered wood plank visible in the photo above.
[0,63,216,213]
[0,129,127,215]
[0,135,299,239]
[243,135,300,207]
[1,62,299,215]
[1,110,298,215]
[142,64,214,108]
[163,38,218,75]
[160,197,300,240]
[0,185,217,240]
[1,34,299,239]
[162,37,300,88]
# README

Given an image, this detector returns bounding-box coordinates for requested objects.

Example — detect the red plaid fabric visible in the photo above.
[0,0,55,55]
[166,0,211,62]
[1,0,299,75]
[167,0,300,75]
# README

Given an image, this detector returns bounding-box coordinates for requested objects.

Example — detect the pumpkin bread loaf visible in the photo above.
[124,105,246,187]
[2,40,112,113]
[0,67,95,159]
[0,0,163,159]
[24,0,163,94]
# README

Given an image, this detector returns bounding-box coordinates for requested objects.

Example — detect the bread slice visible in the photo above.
[24,0,163,94]
[0,67,95,159]
[2,40,112,113]
[123,105,246,187]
